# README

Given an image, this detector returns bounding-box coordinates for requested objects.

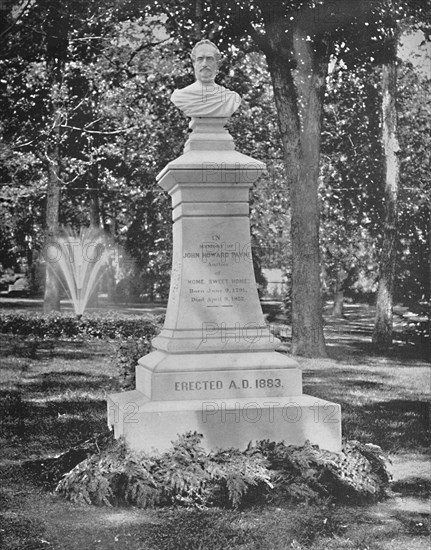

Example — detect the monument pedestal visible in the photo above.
[107,118,341,453]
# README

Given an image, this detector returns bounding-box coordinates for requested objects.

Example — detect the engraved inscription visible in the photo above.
[174,377,284,392]
[182,268,252,307]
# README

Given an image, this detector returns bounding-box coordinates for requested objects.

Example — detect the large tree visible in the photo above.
[372,0,430,347]
[372,42,400,348]
[43,2,70,312]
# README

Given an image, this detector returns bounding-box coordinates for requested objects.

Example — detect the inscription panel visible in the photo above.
[180,236,255,311]
[162,220,267,341]
[150,369,303,401]
[186,275,251,307]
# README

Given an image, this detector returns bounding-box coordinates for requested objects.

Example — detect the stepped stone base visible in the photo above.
[107,391,341,454]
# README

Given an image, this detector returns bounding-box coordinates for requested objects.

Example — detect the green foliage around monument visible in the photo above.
[112,337,155,390]
[56,432,392,509]
[0,311,162,340]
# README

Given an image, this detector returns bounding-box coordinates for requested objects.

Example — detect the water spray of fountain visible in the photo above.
[53,227,113,316]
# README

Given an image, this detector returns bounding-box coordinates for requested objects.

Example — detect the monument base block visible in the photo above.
[135,350,303,401]
[107,390,341,454]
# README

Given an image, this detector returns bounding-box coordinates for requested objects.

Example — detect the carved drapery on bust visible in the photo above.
[170,39,241,118]
[171,81,241,117]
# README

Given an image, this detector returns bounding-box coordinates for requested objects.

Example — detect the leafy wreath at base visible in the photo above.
[50,432,391,509]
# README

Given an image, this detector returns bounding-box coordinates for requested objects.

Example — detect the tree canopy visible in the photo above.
[0,0,429,351]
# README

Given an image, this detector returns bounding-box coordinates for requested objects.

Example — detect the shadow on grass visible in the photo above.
[19,371,115,393]
[321,302,430,363]
[0,367,113,455]
[111,504,429,550]
[358,399,430,451]
[0,336,113,363]
[305,392,429,453]
[137,510,265,549]
[0,503,353,550]
[392,477,431,497]
[0,339,117,458]
[303,365,430,452]
[130,507,352,550]
[326,339,430,364]
[0,511,46,550]
[0,494,429,550]
[0,395,108,453]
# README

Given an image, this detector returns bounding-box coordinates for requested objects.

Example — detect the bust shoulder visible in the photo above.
[171,81,241,118]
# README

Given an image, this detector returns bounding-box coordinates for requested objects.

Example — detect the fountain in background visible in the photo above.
[54,227,113,316]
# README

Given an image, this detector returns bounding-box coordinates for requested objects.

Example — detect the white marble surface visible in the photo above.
[107,116,342,454]
[107,391,342,454]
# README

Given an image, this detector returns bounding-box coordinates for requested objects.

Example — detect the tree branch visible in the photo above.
[230,0,274,56]
[127,38,170,65]
[60,124,135,135]
[0,0,34,42]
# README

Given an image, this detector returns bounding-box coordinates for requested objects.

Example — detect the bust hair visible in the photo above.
[190,39,221,62]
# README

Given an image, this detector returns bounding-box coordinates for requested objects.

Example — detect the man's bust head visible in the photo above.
[190,40,221,84]
[170,40,241,118]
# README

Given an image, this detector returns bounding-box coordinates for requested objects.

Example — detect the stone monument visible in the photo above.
[107,40,341,453]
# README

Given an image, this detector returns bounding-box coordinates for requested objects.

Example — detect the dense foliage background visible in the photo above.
[0,0,429,309]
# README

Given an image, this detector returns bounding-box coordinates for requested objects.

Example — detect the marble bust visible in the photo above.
[171,39,241,118]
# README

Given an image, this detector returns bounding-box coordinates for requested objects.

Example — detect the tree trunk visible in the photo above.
[372,59,399,349]
[88,161,101,309]
[241,0,378,356]
[43,68,62,313]
[43,4,68,313]
[260,14,328,357]
[333,290,344,318]
[89,158,101,228]
[291,31,329,356]
[332,268,345,317]
[333,289,344,318]
[88,90,101,229]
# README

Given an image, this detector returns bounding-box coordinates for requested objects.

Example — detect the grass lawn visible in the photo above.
[0,303,429,549]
